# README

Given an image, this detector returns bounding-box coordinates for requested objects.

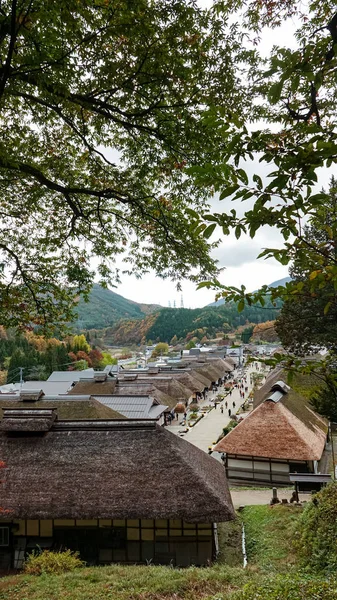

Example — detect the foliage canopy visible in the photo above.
[0,0,248,331]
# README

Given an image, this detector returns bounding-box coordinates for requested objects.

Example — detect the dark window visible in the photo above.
[0,527,9,546]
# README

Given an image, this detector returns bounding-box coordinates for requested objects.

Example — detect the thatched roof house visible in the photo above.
[0,413,235,567]
[214,377,328,486]
[67,377,117,396]
[0,397,124,420]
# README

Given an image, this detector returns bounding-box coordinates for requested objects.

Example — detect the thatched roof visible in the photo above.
[0,420,235,523]
[191,370,212,388]
[0,398,124,420]
[194,364,222,383]
[68,378,117,396]
[138,377,194,403]
[253,368,327,434]
[214,391,327,461]
[173,372,205,394]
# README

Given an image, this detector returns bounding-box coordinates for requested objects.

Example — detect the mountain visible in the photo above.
[75,284,161,330]
[207,276,292,307]
[105,298,281,346]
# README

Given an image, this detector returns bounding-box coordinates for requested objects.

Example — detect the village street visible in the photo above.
[166,361,306,507]
[168,362,261,453]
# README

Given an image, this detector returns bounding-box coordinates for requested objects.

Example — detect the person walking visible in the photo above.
[233,401,236,409]
[220,405,224,414]
[228,408,231,417]
[225,400,228,408]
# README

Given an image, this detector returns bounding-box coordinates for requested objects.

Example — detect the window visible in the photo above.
[0,527,9,546]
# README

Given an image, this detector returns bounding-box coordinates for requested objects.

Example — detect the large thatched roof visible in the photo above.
[214,383,327,461]
[253,368,327,434]
[0,419,235,523]
[0,398,124,420]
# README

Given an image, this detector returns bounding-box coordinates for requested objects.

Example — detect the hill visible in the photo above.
[75,284,160,330]
[207,277,292,307]
[104,298,281,345]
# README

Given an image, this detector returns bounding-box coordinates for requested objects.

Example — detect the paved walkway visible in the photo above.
[230,488,309,508]
[168,364,263,452]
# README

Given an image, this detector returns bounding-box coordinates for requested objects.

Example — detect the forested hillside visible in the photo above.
[103,300,280,345]
[75,285,160,329]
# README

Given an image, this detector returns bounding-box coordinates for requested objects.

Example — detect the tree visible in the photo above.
[170,335,178,347]
[26,365,49,381]
[197,3,337,320]
[276,179,337,354]
[185,340,196,350]
[151,342,169,358]
[0,0,248,331]
[252,321,278,343]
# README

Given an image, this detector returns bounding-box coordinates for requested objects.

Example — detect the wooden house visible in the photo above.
[214,379,328,486]
[0,409,235,569]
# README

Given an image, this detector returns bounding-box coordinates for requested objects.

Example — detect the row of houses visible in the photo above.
[214,368,329,486]
[0,356,236,570]
[0,356,235,425]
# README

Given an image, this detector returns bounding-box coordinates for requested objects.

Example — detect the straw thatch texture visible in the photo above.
[0,420,235,522]
[191,370,212,389]
[253,369,327,435]
[138,377,194,403]
[0,408,57,432]
[68,379,117,396]
[0,399,124,420]
[194,364,222,383]
[174,372,204,394]
[213,400,327,461]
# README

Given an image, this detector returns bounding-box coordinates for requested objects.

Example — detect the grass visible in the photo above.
[1,505,336,600]
[217,520,243,567]
[241,504,301,572]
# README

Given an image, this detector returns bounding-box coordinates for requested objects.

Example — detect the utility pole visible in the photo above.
[19,367,24,388]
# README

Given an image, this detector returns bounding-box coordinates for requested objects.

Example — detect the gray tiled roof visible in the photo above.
[93,395,167,419]
[47,369,95,382]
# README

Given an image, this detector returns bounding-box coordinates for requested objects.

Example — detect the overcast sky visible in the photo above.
[102,4,333,309]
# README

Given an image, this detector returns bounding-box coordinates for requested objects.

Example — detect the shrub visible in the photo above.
[24,549,84,575]
[294,482,337,573]
[222,420,238,436]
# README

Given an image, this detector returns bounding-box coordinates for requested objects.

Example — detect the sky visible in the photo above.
[100,4,332,309]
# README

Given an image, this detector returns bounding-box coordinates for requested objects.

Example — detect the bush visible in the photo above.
[294,482,337,573]
[24,549,84,575]
[222,420,238,436]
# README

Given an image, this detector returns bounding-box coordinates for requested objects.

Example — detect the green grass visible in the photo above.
[1,505,337,600]
[241,504,302,572]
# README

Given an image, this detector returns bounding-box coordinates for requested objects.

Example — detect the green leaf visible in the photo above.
[220,185,239,200]
[203,223,216,239]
